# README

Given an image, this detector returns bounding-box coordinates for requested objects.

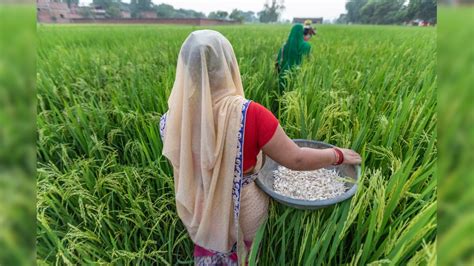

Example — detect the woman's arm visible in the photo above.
[262,125,361,171]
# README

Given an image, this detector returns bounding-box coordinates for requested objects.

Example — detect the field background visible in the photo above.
[37,24,437,265]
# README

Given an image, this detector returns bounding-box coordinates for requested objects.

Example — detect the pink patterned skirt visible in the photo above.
[193,241,253,266]
[193,182,269,266]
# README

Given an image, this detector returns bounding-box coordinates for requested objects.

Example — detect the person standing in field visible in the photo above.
[159,30,360,265]
[276,21,316,90]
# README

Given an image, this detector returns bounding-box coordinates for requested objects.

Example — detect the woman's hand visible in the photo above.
[337,148,362,165]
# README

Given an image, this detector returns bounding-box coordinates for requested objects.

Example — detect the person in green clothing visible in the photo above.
[276,22,316,90]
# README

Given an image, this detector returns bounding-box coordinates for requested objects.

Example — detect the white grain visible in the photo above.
[273,166,347,200]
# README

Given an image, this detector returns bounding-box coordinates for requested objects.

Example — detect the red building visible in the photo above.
[37,0,82,23]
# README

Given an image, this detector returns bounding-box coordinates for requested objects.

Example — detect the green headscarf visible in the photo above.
[277,24,311,74]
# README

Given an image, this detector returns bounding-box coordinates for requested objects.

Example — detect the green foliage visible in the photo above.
[258,0,285,23]
[61,0,79,8]
[208,10,229,20]
[92,0,113,9]
[230,9,257,23]
[229,9,244,22]
[344,0,437,24]
[336,13,348,24]
[407,0,437,23]
[345,0,368,23]
[36,24,436,264]
[106,5,122,19]
[136,0,153,11]
[78,6,93,19]
[129,0,153,18]
[155,3,174,18]
[359,0,406,24]
[154,4,206,19]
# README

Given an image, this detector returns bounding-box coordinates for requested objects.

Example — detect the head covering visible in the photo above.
[303,20,316,35]
[162,30,246,252]
[277,24,311,73]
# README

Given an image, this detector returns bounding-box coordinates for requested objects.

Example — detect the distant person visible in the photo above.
[303,19,317,40]
[276,21,316,90]
[159,30,361,264]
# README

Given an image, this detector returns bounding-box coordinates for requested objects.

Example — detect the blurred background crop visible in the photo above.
[437,2,474,265]
[0,3,36,265]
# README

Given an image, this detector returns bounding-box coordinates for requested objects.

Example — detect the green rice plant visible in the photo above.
[37,24,436,265]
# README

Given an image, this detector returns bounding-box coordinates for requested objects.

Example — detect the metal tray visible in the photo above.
[255,139,360,210]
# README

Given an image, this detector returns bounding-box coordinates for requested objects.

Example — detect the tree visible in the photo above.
[208,11,229,20]
[137,0,153,11]
[345,0,368,24]
[228,9,257,22]
[106,4,122,18]
[345,0,412,25]
[176,8,205,18]
[407,0,437,23]
[129,0,153,18]
[61,0,79,8]
[359,0,405,24]
[258,0,285,23]
[336,13,348,24]
[78,6,93,18]
[155,3,175,18]
[229,9,245,22]
[93,0,123,19]
[130,0,139,18]
[155,4,205,18]
[92,0,114,9]
[242,11,257,23]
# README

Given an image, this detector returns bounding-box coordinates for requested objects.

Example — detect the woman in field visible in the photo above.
[276,22,316,90]
[159,30,360,265]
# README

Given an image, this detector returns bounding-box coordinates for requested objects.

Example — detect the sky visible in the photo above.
[79,0,348,21]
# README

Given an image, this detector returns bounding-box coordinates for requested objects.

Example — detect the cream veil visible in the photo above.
[162,30,246,252]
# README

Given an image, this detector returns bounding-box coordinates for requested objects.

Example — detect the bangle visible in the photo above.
[332,148,344,165]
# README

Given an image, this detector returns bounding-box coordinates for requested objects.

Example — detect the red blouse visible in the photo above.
[193,102,278,258]
[243,102,279,172]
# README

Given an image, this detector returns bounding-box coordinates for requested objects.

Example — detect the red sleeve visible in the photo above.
[252,102,279,149]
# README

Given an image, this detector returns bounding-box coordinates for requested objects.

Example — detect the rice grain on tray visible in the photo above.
[273,166,347,200]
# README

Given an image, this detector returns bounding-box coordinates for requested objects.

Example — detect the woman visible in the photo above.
[160,30,361,265]
[303,20,317,41]
[276,23,315,90]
